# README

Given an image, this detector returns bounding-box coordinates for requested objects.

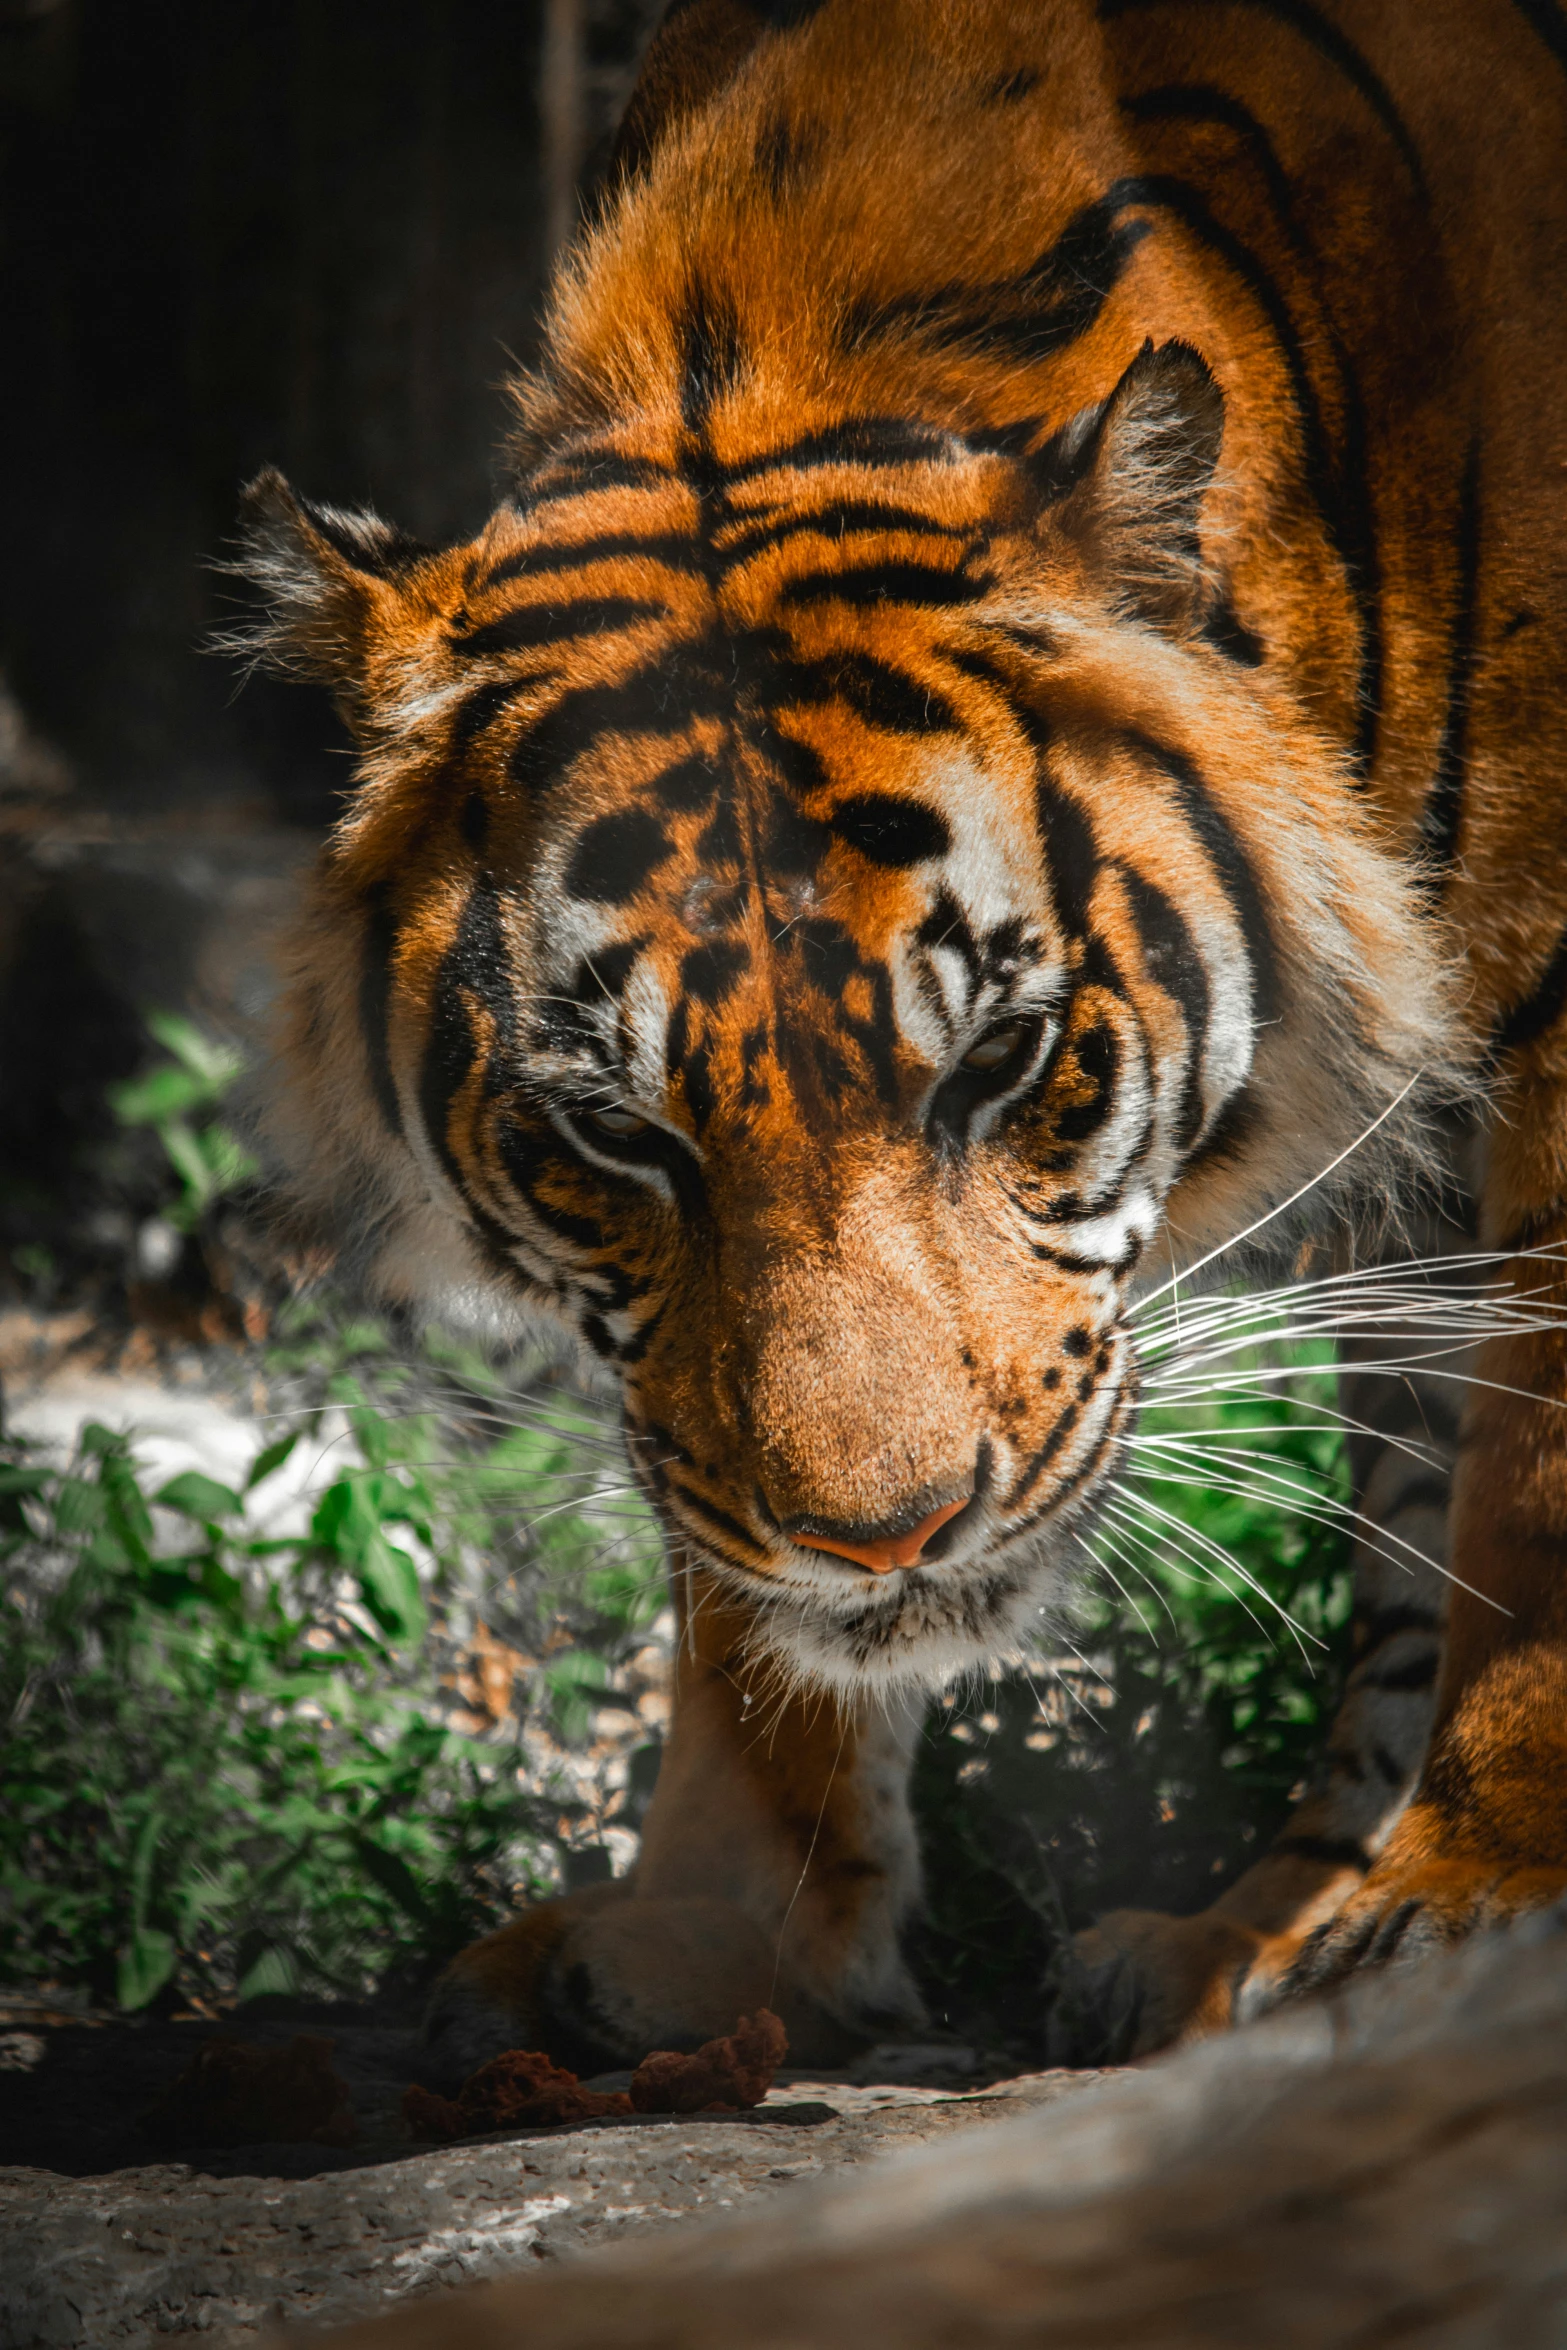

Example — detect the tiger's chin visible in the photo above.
[715,1534,1081,1696]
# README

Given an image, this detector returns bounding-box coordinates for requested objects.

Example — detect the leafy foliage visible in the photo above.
[0,1337,1355,2025]
[106,1011,257,1230]
[0,1359,667,2012]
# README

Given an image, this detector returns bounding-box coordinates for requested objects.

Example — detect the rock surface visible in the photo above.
[9,1911,1567,2349]
[311,1906,1567,2350]
[0,2013,1099,2348]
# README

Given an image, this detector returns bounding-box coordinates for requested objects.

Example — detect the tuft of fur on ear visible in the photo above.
[222,468,430,710]
[1052,339,1224,632]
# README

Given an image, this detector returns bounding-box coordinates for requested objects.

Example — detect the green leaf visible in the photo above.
[244,1431,300,1492]
[155,1471,243,1522]
[0,1465,52,1497]
[354,1530,427,1644]
[235,1944,298,2003]
[351,1833,435,1928]
[53,1478,107,1534]
[348,1406,393,1471]
[130,1809,162,1929]
[144,1010,245,1090]
[117,1927,177,2011]
[197,1122,258,1192]
[159,1119,218,1208]
[196,1557,247,1615]
[108,1065,214,1128]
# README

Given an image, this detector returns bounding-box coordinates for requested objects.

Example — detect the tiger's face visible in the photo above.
[245,343,1456,1691]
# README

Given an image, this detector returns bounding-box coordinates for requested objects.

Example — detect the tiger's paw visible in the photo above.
[1270,1856,1567,2002]
[1046,1907,1275,2062]
[423,1887,798,2089]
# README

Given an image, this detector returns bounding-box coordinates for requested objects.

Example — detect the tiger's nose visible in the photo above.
[787,1495,972,1575]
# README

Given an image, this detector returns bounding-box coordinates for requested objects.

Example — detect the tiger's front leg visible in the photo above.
[1278,1320,1567,1982]
[424,1570,926,2086]
[1066,1107,1567,2055]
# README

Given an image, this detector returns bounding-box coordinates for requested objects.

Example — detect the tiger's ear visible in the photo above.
[1045,339,1224,632]
[229,468,434,722]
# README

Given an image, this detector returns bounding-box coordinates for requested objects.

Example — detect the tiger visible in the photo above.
[237,0,1567,2080]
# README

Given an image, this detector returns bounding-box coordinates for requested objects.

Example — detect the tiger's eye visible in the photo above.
[588,1105,650,1138]
[961,1021,1026,1073]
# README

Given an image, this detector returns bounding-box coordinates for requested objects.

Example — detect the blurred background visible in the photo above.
[0,0,663,1250]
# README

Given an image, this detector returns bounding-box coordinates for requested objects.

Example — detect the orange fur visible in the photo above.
[238,0,1567,2065]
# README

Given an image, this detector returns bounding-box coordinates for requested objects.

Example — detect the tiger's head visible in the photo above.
[241,324,1459,1692]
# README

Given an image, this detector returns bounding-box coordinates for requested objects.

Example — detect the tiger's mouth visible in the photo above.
[636,1368,1136,1690]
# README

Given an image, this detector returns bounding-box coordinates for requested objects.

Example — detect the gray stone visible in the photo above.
[307,1908,1567,2350]
[0,2070,1100,2347]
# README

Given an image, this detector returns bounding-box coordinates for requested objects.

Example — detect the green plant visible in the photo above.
[0,1370,666,2011]
[107,1010,257,1229]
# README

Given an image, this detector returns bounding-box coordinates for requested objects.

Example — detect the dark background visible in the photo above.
[0,0,663,1248]
[0,0,660,825]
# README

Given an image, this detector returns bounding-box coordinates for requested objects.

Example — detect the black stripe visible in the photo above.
[1489,925,1567,1064]
[1415,435,1482,891]
[359,889,402,1138]
[1357,1650,1439,1693]
[482,533,699,591]
[843,189,1152,368]
[717,500,964,565]
[412,877,536,1282]
[1011,1395,1129,1524]
[450,679,529,756]
[457,595,666,659]
[495,1121,606,1253]
[1100,0,1428,198]
[1271,1834,1372,1871]
[1011,1403,1080,1507]
[679,280,745,433]
[1035,779,1099,941]
[1115,861,1210,1150]
[764,645,961,734]
[530,452,676,495]
[509,656,734,796]
[1358,1602,1442,1646]
[1178,1081,1260,1173]
[1122,83,1302,241]
[1510,0,1567,70]
[778,559,986,610]
[666,1481,770,1563]
[1130,734,1280,1022]
[1105,174,1381,768]
[418,877,515,1195]
[939,645,1104,943]
[727,418,959,480]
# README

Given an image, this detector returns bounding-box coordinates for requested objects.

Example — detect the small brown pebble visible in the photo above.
[458,2047,634,2129]
[401,2083,466,2143]
[630,2008,788,2115]
[144,2034,357,2150]
[404,2049,635,2140]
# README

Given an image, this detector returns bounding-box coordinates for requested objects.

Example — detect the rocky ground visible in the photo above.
[6,1912,1567,2349]
[307,1905,1567,2350]
[0,1994,1104,2347]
